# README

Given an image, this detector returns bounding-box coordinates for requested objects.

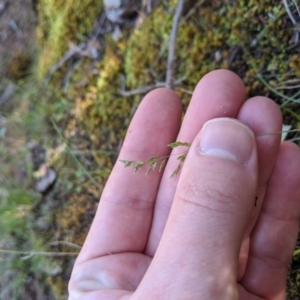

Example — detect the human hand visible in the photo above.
[68,70,300,299]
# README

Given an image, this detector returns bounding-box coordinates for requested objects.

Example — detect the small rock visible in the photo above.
[34,165,57,193]
[111,25,122,40]
[214,50,222,63]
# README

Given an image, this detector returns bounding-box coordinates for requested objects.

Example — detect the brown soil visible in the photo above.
[0,0,37,79]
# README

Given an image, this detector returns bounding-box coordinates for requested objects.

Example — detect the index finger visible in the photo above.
[76,88,182,264]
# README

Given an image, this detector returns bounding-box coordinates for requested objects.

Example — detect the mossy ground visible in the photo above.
[1,0,300,298]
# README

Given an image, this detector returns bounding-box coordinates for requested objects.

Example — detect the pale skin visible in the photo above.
[68,70,300,299]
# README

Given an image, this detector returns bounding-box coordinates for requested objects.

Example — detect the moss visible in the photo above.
[121,0,295,107]
[124,5,174,88]
[36,0,103,79]
[32,0,300,298]
[62,35,136,152]
[55,193,95,246]
[290,54,300,77]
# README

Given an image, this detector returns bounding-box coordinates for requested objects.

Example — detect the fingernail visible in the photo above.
[199,118,254,164]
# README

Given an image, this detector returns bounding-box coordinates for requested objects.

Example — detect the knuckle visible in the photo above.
[102,194,154,211]
[177,176,238,214]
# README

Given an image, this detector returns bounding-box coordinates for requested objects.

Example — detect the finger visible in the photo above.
[137,118,258,299]
[69,253,150,299]
[236,96,282,277]
[240,142,300,299]
[76,88,182,263]
[238,96,282,191]
[146,69,246,255]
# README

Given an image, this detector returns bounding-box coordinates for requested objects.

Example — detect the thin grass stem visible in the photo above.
[0,248,78,257]
[281,107,300,123]
[50,118,102,190]
[256,129,300,137]
[256,73,297,106]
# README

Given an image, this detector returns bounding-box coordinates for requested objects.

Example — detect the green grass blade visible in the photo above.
[50,118,102,190]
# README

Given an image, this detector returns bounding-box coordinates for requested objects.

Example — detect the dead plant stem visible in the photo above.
[166,0,185,89]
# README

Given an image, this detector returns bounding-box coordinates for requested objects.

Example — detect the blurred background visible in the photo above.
[0,0,300,298]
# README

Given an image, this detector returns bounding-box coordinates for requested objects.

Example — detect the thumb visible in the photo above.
[136,118,258,299]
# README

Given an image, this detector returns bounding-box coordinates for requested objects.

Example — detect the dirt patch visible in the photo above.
[0,0,37,79]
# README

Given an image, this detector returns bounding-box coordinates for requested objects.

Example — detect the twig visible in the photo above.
[275,84,300,90]
[43,13,110,88]
[166,0,185,89]
[283,0,297,25]
[62,65,74,94]
[151,0,203,70]
[183,0,204,21]
[292,0,300,16]
[62,59,82,94]
[277,78,300,85]
[228,46,240,66]
[119,78,186,96]
[43,44,85,88]
[119,83,165,96]
[175,86,193,95]
[283,0,299,42]
[48,241,82,250]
